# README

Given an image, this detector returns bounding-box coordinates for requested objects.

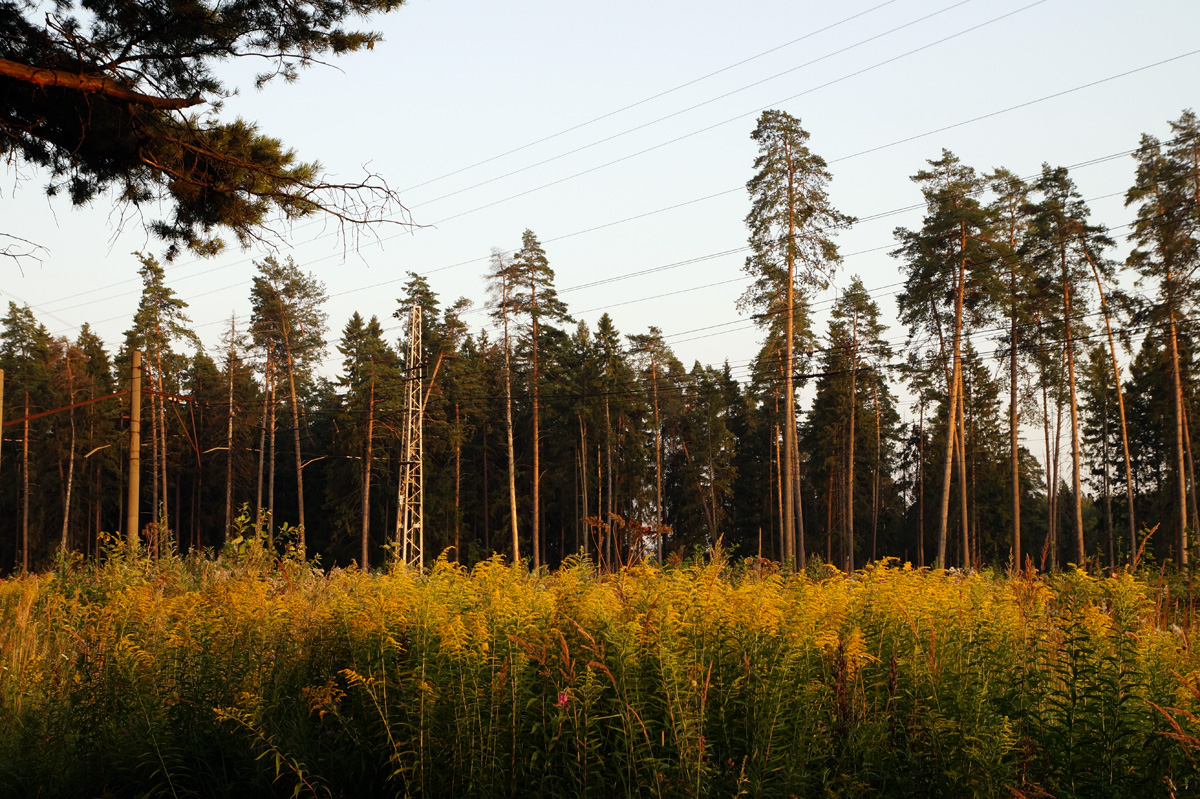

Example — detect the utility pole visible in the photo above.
[126,351,142,550]
[396,304,424,568]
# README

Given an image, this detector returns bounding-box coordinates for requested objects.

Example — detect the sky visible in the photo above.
[3,0,1200,430]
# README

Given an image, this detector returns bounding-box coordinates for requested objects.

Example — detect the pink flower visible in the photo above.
[556,691,569,707]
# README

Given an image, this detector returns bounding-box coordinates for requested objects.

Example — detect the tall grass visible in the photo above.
[1,538,1197,797]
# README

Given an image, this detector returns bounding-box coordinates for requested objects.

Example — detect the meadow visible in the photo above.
[2,535,1199,798]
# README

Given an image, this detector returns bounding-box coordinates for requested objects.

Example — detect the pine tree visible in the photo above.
[1028,164,1109,566]
[508,230,570,568]
[742,109,852,567]
[1,303,52,570]
[895,151,993,568]
[987,167,1036,568]
[486,249,522,562]
[1126,113,1200,564]
[123,253,198,544]
[250,255,327,548]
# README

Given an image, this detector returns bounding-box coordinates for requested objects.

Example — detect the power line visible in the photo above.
[397,0,906,195]
[27,0,910,312]
[41,0,1155,330]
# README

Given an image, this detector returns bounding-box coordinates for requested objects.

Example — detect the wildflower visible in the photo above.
[556,691,569,707]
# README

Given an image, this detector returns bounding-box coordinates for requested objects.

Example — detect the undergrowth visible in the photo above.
[1,538,1198,797]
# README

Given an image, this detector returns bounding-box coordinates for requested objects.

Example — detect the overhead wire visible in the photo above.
[39,0,1162,332]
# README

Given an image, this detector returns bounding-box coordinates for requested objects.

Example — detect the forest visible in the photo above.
[2,108,1200,577]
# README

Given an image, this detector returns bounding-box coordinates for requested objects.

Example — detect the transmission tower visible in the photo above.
[396,303,424,567]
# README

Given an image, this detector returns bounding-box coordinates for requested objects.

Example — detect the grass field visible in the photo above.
[2,536,1199,798]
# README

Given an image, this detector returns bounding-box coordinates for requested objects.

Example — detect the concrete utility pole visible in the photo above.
[126,351,141,549]
[395,304,424,568]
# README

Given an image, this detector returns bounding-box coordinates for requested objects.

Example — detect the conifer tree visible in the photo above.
[1126,113,1199,564]
[337,312,397,568]
[487,249,522,562]
[987,167,1036,568]
[508,230,570,568]
[1028,164,1108,565]
[123,254,196,543]
[742,109,852,567]
[1,303,52,570]
[895,151,993,568]
[250,255,327,548]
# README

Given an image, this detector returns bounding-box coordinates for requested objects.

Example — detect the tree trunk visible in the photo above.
[255,356,268,536]
[1062,249,1087,566]
[1103,409,1114,570]
[937,254,966,568]
[825,470,834,564]
[605,397,614,570]
[361,373,375,568]
[1010,264,1022,569]
[280,333,306,546]
[873,379,883,559]
[578,415,588,555]
[957,363,969,569]
[268,367,277,545]
[154,337,168,534]
[61,350,76,553]
[453,402,461,564]
[530,283,542,569]
[1080,242,1137,562]
[918,402,925,568]
[22,391,29,571]
[151,363,159,531]
[793,424,806,569]
[225,323,236,542]
[1169,285,1190,564]
[1184,405,1200,537]
[501,287,520,563]
[652,350,663,562]
[483,423,490,553]
[847,310,858,573]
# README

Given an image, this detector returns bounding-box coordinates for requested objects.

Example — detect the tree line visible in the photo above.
[2,108,1199,574]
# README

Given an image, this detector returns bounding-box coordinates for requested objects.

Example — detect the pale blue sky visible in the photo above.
[3,0,1199,428]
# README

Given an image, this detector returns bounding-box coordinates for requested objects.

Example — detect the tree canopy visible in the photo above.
[1,0,409,259]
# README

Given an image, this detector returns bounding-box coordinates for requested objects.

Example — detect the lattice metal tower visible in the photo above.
[396,303,424,567]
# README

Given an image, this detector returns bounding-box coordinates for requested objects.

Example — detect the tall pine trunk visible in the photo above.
[501,289,520,563]
[1062,249,1087,565]
[956,367,969,569]
[268,367,277,544]
[281,331,306,546]
[1081,242,1137,562]
[937,250,966,568]
[361,373,375,568]
[871,380,881,564]
[61,350,76,553]
[846,311,857,573]
[22,391,29,571]
[605,397,613,570]
[917,403,925,568]
[453,403,461,564]
[1010,264,1022,568]
[255,355,268,536]
[531,284,541,569]
[781,156,798,566]
[224,321,236,542]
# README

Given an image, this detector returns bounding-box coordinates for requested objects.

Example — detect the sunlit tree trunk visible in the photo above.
[61,349,76,553]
